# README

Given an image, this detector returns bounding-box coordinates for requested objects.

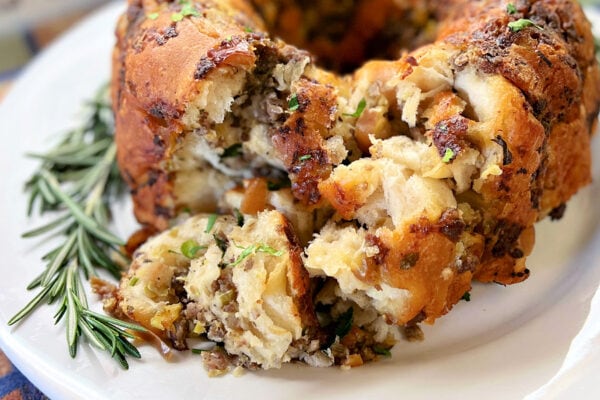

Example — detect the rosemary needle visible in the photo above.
[8,85,145,369]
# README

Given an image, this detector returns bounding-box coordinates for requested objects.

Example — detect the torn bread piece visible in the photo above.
[117,210,402,372]
[118,211,315,371]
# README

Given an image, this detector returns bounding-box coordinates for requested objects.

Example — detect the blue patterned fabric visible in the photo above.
[0,355,48,400]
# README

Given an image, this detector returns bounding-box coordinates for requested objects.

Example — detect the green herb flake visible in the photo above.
[181,3,199,17]
[171,12,184,22]
[147,12,160,20]
[298,154,312,162]
[191,348,205,354]
[213,234,229,254]
[461,291,471,302]
[334,307,354,339]
[181,239,205,259]
[129,276,139,286]
[508,18,542,32]
[244,26,254,33]
[288,94,300,111]
[442,148,455,163]
[373,345,392,357]
[343,98,367,118]
[506,3,517,15]
[205,214,218,233]
[233,208,245,227]
[221,143,243,158]
[229,243,284,267]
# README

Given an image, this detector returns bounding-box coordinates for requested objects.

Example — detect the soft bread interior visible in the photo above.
[119,211,312,369]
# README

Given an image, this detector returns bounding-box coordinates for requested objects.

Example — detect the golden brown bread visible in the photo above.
[112,0,266,230]
[112,0,600,368]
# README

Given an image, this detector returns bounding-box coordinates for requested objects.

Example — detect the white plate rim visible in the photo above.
[1,3,600,399]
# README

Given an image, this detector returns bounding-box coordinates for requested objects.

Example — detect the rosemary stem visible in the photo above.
[13,85,142,369]
[84,143,116,216]
[66,260,80,352]
[41,232,76,287]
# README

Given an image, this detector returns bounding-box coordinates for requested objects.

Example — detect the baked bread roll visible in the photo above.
[111,0,600,369]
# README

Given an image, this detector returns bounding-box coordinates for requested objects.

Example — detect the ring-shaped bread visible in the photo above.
[111,0,600,371]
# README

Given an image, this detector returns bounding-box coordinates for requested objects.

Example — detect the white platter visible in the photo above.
[1,3,599,399]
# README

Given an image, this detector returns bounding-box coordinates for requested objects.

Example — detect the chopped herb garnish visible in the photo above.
[442,148,455,163]
[233,208,244,227]
[205,214,217,233]
[461,291,471,302]
[508,18,542,32]
[373,345,392,357]
[244,26,254,33]
[343,98,367,118]
[213,234,229,254]
[181,239,206,259]
[506,3,517,14]
[169,0,199,20]
[181,3,199,17]
[229,243,283,267]
[10,85,144,369]
[288,94,300,111]
[147,12,160,20]
[129,276,139,286]
[334,307,354,339]
[171,13,184,22]
[221,143,243,158]
[298,154,312,162]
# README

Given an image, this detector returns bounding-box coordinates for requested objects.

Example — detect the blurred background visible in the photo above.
[0,0,112,98]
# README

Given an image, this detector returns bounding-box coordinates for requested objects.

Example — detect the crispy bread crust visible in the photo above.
[112,0,599,329]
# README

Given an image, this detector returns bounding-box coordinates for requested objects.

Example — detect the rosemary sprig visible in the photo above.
[8,85,145,369]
